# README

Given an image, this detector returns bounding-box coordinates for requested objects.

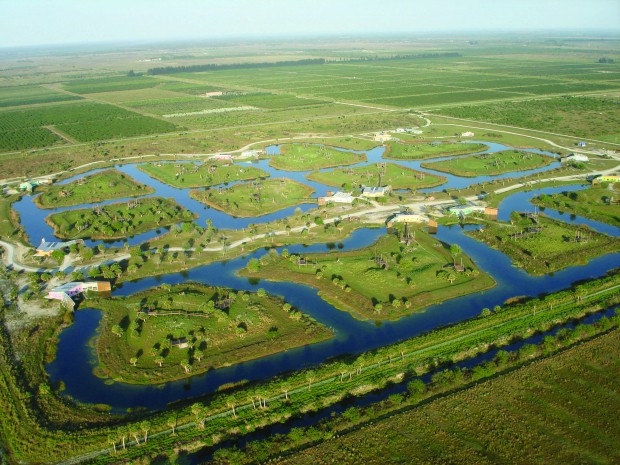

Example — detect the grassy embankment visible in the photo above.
[189,179,315,217]
[94,283,332,384]
[137,161,269,188]
[421,150,556,177]
[271,326,620,465]
[240,231,495,320]
[1,269,618,464]
[34,169,154,208]
[46,197,195,240]
[269,144,367,171]
[532,183,620,228]
[307,162,446,191]
[467,214,620,275]
[382,141,488,160]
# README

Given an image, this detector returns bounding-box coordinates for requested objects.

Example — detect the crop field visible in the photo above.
[214,92,327,109]
[94,283,332,384]
[124,95,240,116]
[383,141,488,160]
[61,75,160,94]
[138,160,268,188]
[436,95,620,142]
[467,214,620,275]
[306,162,446,190]
[0,85,82,108]
[35,169,154,208]
[0,102,179,150]
[270,143,367,171]
[279,330,620,465]
[189,178,314,217]
[0,126,63,151]
[82,87,192,104]
[46,197,195,240]
[421,150,555,177]
[243,232,494,320]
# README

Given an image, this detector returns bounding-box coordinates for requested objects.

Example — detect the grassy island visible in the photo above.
[189,178,315,217]
[269,144,367,171]
[137,160,268,188]
[35,169,154,208]
[93,283,332,384]
[383,141,488,160]
[306,162,445,191]
[240,230,494,320]
[46,197,195,240]
[421,150,555,177]
[532,184,620,228]
[467,214,620,275]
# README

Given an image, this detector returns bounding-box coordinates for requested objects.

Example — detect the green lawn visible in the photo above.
[421,150,555,177]
[189,178,315,217]
[467,214,620,275]
[306,162,445,191]
[46,197,195,240]
[240,231,494,320]
[269,144,367,171]
[35,169,153,208]
[138,161,269,188]
[532,184,620,228]
[383,141,488,160]
[93,283,332,384]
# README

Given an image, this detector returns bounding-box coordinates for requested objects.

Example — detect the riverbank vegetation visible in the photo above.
[189,179,315,217]
[269,144,367,171]
[421,150,555,177]
[240,229,494,320]
[35,169,154,208]
[46,197,195,240]
[383,141,488,160]
[532,183,620,228]
[467,214,620,275]
[137,160,268,188]
[93,283,332,384]
[306,162,445,191]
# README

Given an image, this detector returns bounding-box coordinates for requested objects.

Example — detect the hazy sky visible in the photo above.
[1,0,619,48]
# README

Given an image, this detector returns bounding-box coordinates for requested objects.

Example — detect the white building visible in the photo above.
[461,131,475,137]
[317,191,354,205]
[565,153,589,163]
[374,132,392,142]
[361,186,391,198]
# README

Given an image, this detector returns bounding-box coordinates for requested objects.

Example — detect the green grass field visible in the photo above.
[279,329,620,465]
[467,214,620,275]
[240,231,494,320]
[269,143,367,171]
[306,162,446,191]
[138,160,269,188]
[35,169,154,208]
[93,282,332,384]
[383,141,488,160]
[532,184,620,228]
[46,197,195,240]
[189,178,315,217]
[421,150,556,177]
[0,85,82,108]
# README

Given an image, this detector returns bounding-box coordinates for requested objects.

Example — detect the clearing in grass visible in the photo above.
[269,143,367,171]
[189,178,315,217]
[35,169,154,208]
[92,282,332,384]
[138,160,269,188]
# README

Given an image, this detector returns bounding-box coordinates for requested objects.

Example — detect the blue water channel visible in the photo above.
[23,142,615,411]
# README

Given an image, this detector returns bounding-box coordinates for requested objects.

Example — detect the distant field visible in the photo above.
[62,75,160,94]
[0,85,81,108]
[125,95,239,116]
[214,92,327,109]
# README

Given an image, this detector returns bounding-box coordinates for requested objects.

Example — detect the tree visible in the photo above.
[51,249,65,264]
[129,426,141,446]
[305,369,316,390]
[180,359,191,373]
[107,433,117,453]
[480,307,491,318]
[192,403,206,429]
[226,395,237,418]
[167,414,177,435]
[129,357,138,366]
[450,244,462,256]
[111,325,123,338]
[407,379,426,398]
[281,382,291,400]
[193,349,204,362]
[154,356,164,367]
[247,258,260,273]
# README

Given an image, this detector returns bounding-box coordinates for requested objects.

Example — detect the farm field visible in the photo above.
[306,162,446,191]
[46,197,195,240]
[138,160,268,188]
[93,283,332,384]
[270,143,367,171]
[61,75,161,94]
[189,178,315,217]
[35,169,154,208]
[467,214,620,275]
[240,231,494,320]
[0,85,82,108]
[532,183,620,228]
[421,150,555,177]
[277,329,620,465]
[383,141,488,160]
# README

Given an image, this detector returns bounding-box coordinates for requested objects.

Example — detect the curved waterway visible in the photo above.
[21,142,612,411]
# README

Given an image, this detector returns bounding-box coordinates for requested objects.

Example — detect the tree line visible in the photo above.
[146,58,326,75]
